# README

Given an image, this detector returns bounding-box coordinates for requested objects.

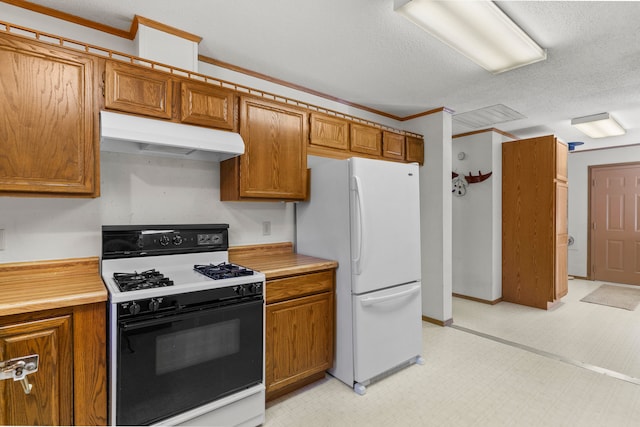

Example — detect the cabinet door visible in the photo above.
[238,97,308,199]
[309,113,349,151]
[105,61,172,119]
[265,292,333,395]
[502,135,556,309]
[350,124,382,156]
[0,34,97,195]
[556,139,568,182]
[180,81,235,130]
[382,131,405,160]
[555,181,569,299]
[0,315,73,426]
[405,136,424,165]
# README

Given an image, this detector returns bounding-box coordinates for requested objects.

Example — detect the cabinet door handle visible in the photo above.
[0,354,39,395]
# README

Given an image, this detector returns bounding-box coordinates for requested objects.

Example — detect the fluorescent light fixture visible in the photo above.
[394,0,547,73]
[571,113,626,138]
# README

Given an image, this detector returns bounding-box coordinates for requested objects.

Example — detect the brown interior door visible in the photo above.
[591,163,640,285]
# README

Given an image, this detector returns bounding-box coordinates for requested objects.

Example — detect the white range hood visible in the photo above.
[100,111,244,161]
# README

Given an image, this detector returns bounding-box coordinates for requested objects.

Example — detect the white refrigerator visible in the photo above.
[296,156,423,394]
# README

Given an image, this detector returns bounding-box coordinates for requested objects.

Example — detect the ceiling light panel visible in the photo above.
[571,112,626,138]
[395,0,547,73]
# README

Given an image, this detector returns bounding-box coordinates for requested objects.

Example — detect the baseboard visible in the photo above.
[422,315,453,327]
[453,293,502,305]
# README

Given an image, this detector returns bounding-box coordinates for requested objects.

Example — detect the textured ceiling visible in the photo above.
[11,0,640,151]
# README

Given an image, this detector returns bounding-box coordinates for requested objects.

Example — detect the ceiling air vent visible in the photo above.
[453,104,526,129]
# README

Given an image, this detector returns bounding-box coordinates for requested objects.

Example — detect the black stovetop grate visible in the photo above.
[194,262,255,280]
[113,269,174,292]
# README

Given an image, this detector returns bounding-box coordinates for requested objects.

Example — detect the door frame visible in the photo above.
[588,161,640,280]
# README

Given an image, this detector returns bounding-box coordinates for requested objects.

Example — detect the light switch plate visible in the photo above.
[262,221,271,236]
[0,229,5,250]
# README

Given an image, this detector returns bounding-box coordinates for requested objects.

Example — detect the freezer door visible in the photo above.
[350,157,421,294]
[352,282,422,383]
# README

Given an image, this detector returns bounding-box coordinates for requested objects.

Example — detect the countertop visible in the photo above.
[0,257,107,317]
[0,243,334,316]
[229,242,338,280]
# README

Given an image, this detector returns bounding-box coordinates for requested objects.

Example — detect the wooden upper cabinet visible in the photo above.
[179,81,235,130]
[350,124,382,156]
[105,60,172,119]
[309,113,349,151]
[382,131,405,160]
[0,34,97,196]
[406,136,424,165]
[0,315,73,426]
[220,96,308,201]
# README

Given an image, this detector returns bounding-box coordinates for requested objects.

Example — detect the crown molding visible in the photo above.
[453,127,518,140]
[132,15,202,43]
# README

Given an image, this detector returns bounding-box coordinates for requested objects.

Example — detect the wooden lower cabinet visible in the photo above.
[0,304,107,426]
[265,270,335,401]
[0,315,73,426]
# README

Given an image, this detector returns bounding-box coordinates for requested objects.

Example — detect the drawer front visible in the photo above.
[266,270,334,304]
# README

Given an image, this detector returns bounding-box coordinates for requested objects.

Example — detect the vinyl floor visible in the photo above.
[264,279,640,426]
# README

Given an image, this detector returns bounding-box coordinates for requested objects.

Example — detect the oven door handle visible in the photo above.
[121,305,220,330]
[120,297,262,330]
[120,314,185,331]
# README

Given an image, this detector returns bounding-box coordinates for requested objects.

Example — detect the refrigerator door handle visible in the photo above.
[360,284,421,307]
[352,175,364,275]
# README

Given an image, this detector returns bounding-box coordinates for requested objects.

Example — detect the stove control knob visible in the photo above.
[129,302,141,315]
[233,286,244,296]
[247,284,257,294]
[148,299,160,312]
[159,235,170,246]
[172,235,183,245]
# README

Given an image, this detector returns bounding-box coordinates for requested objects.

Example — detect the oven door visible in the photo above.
[116,297,263,426]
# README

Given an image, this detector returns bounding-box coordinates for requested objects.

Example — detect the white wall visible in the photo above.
[135,24,199,72]
[452,131,504,301]
[567,145,640,277]
[0,153,294,263]
[404,111,453,323]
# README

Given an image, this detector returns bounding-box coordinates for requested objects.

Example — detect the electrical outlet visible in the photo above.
[0,229,5,250]
[262,221,271,236]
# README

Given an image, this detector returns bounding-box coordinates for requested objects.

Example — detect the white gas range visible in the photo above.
[101,224,265,427]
